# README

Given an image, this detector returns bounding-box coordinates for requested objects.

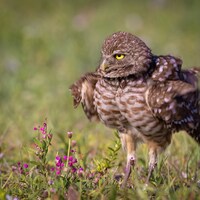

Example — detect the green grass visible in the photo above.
[0,0,200,199]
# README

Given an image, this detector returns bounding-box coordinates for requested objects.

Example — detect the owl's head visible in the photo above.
[98,32,153,78]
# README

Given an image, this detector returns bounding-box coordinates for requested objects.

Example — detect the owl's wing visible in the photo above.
[69,72,100,121]
[147,79,198,124]
[151,55,182,81]
[147,55,200,137]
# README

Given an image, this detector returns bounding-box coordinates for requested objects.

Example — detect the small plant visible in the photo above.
[2,120,199,199]
[1,120,122,199]
[94,131,121,173]
[33,121,52,176]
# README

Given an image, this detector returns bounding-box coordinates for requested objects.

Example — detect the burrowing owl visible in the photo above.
[70,32,200,186]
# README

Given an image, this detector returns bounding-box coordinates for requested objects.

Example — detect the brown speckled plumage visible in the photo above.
[70,72,100,122]
[70,32,200,186]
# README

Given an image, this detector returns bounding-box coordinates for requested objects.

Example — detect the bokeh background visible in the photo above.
[1,0,200,157]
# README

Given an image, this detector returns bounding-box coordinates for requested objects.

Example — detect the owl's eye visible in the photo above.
[114,54,125,60]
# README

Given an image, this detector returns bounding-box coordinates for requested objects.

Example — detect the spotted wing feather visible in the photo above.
[151,55,182,81]
[147,55,200,143]
[69,72,100,121]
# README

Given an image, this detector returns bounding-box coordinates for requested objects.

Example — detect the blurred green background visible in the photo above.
[0,0,200,154]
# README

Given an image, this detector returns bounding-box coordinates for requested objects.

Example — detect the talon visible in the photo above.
[119,132,137,188]
[122,157,135,188]
[122,163,131,188]
[146,148,157,184]
[130,157,135,165]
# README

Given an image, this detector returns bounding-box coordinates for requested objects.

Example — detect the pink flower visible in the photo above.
[48,180,54,185]
[33,127,38,131]
[68,157,77,167]
[51,167,55,171]
[56,171,61,175]
[71,167,77,173]
[55,155,65,175]
[68,156,73,161]
[42,135,46,139]
[77,167,84,176]
[79,167,83,172]
[67,131,73,139]
[23,163,29,168]
[56,162,61,167]
[71,140,76,147]
[94,177,99,184]
[55,156,61,160]
[48,134,52,139]
[63,155,68,160]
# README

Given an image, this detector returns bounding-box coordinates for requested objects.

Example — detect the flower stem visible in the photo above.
[66,138,71,168]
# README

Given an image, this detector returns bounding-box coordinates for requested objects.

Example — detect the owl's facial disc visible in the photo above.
[99,32,153,78]
[100,52,126,71]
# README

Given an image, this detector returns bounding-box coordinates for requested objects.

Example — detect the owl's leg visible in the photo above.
[120,132,137,187]
[146,146,157,184]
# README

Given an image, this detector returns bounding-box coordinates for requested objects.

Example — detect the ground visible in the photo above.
[0,0,200,199]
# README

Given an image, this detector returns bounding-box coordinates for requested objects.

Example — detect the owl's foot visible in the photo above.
[145,148,157,185]
[122,156,135,188]
[145,162,157,185]
[119,132,137,188]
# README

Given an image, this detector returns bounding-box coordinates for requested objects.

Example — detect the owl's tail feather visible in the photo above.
[187,125,200,144]
[184,67,200,144]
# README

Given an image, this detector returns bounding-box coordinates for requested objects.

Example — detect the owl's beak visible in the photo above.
[100,60,108,71]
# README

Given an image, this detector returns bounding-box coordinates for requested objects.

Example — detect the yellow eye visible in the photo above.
[115,54,125,60]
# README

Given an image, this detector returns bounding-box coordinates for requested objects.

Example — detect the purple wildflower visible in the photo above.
[79,167,83,172]
[68,157,77,167]
[56,156,61,160]
[48,180,54,185]
[55,155,64,175]
[56,161,61,167]
[56,170,61,175]
[77,167,84,176]
[50,188,56,193]
[71,140,76,147]
[42,135,46,139]
[51,167,55,171]
[67,131,73,139]
[16,162,24,174]
[23,163,29,168]
[71,167,77,173]
[88,172,94,179]
[12,166,17,172]
[70,149,76,153]
[48,134,52,139]
[63,155,68,160]
[68,156,73,161]
[94,177,99,184]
